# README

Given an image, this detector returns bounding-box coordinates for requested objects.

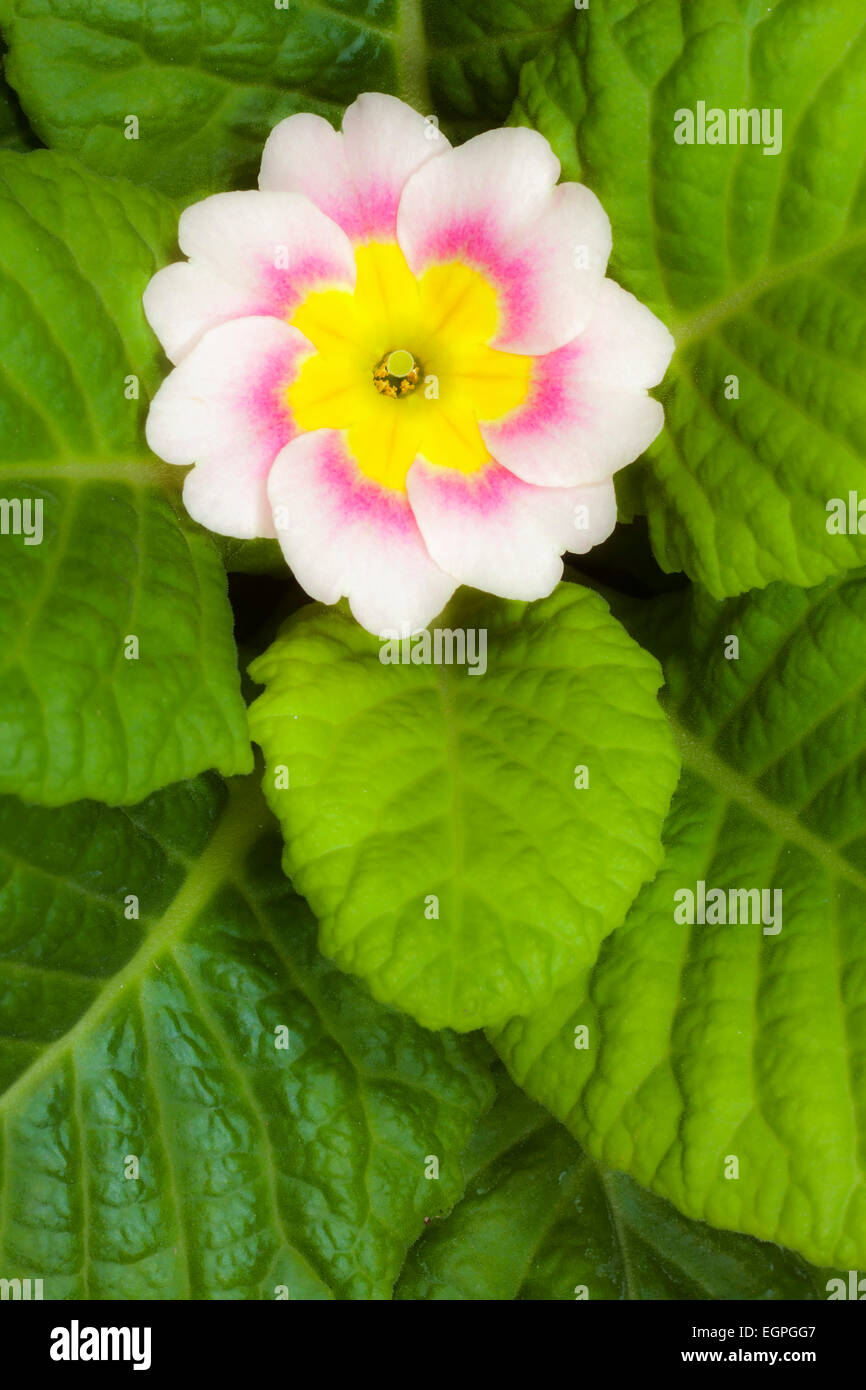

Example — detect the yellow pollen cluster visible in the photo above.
[372,349,422,397]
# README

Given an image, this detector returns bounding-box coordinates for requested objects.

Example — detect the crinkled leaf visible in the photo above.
[493,571,866,1269]
[0,151,251,804]
[0,480,252,805]
[423,0,578,139]
[248,586,680,1032]
[0,46,35,150]
[0,0,577,198]
[511,0,866,596]
[0,772,493,1299]
[1,150,176,460]
[397,1064,832,1300]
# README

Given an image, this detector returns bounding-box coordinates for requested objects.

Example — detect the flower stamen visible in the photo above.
[373,349,422,398]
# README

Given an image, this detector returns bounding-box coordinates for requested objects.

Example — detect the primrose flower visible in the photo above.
[144,94,673,635]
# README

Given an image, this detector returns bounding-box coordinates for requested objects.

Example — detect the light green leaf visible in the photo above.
[397,1063,832,1299]
[248,585,680,1032]
[511,0,866,597]
[0,151,252,804]
[0,0,577,198]
[493,571,866,1269]
[0,772,493,1299]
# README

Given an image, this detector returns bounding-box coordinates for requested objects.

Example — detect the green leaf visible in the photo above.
[0,150,252,804]
[0,150,176,460]
[0,480,253,805]
[248,585,680,1032]
[396,1063,832,1299]
[423,0,579,140]
[215,535,287,576]
[511,0,866,597]
[493,570,866,1269]
[0,771,493,1299]
[0,0,577,198]
[0,46,36,151]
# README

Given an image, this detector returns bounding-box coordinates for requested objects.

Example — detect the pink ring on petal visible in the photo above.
[397,128,613,355]
[407,456,617,598]
[146,316,311,538]
[260,94,451,243]
[144,191,356,362]
[268,429,456,634]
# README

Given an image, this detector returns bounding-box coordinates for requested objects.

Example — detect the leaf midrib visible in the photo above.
[0,458,184,489]
[669,226,866,352]
[669,709,866,898]
[0,775,265,1118]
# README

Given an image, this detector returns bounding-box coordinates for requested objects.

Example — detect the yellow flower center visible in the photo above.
[288,243,532,492]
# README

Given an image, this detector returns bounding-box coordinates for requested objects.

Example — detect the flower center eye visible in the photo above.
[373,349,422,398]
